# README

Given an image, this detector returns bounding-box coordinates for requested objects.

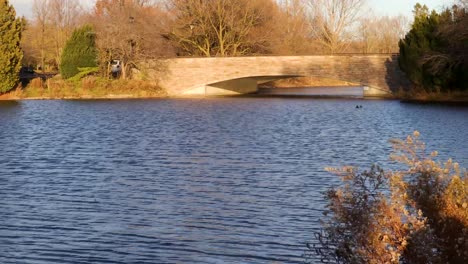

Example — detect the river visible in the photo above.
[1,98,467,263]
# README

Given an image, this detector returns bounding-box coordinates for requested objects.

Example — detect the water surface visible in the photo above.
[1,98,467,263]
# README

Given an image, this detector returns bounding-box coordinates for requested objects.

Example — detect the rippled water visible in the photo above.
[1,98,467,264]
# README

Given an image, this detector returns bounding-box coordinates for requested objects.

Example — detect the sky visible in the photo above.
[9,0,94,18]
[369,0,450,17]
[9,0,451,19]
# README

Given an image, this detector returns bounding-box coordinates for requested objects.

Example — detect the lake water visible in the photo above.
[1,98,467,263]
[258,87,364,97]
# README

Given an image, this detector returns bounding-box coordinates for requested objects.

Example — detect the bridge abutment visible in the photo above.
[183,78,259,96]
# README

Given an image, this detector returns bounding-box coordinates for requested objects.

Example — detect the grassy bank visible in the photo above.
[0,76,168,100]
[2,75,467,102]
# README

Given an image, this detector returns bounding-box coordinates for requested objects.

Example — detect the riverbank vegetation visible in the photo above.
[0,0,466,99]
[1,76,166,100]
[308,132,467,263]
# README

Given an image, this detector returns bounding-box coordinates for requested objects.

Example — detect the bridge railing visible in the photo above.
[161,53,400,59]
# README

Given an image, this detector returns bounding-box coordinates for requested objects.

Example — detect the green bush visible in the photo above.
[60,25,98,79]
[0,0,23,93]
[399,4,468,92]
[68,67,99,82]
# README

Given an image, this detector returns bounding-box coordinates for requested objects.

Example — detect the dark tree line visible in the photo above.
[399,3,468,92]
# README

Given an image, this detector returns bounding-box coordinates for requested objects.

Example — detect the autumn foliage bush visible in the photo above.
[309,132,467,263]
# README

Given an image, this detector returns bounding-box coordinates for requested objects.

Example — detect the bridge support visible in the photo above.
[363,86,393,97]
[183,78,259,96]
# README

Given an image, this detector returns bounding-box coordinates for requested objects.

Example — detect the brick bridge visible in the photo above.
[141,54,410,97]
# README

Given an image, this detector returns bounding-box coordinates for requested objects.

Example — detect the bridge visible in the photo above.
[140,54,410,97]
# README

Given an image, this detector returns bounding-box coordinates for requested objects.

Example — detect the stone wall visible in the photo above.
[141,54,410,96]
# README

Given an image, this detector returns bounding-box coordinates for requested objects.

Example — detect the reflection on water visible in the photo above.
[0,101,21,122]
[0,100,20,109]
[0,98,467,263]
[258,86,364,97]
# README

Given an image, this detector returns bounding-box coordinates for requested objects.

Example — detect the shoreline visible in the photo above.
[2,94,468,103]
[1,87,467,104]
[397,93,468,105]
[0,92,392,101]
[400,98,468,106]
[0,94,169,101]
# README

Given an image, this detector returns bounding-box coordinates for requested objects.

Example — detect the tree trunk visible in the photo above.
[121,61,127,80]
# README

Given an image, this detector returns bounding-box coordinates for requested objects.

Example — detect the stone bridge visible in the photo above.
[141,54,410,97]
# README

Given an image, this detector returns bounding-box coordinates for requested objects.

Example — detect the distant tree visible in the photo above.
[274,0,315,54]
[91,0,174,79]
[168,0,279,56]
[359,14,408,53]
[60,25,98,79]
[30,0,83,71]
[460,0,468,8]
[0,0,23,93]
[32,0,52,72]
[49,0,83,67]
[306,0,368,53]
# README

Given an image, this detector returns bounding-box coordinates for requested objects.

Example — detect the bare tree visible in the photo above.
[460,0,468,8]
[359,14,408,53]
[306,0,367,53]
[32,0,51,72]
[29,0,83,71]
[49,0,83,66]
[274,0,314,54]
[168,0,278,56]
[91,0,174,79]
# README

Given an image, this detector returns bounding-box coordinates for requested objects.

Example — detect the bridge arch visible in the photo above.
[141,55,410,97]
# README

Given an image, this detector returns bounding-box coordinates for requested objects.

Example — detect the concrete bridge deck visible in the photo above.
[140,54,410,97]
